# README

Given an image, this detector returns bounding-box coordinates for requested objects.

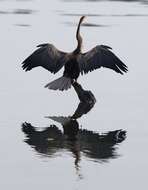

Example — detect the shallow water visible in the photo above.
[0,0,148,189]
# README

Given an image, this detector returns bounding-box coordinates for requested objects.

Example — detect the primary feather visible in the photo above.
[22,44,69,74]
[77,45,128,75]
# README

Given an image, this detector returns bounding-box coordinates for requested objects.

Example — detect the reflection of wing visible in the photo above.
[77,45,128,75]
[22,122,126,162]
[22,122,64,155]
[78,129,126,161]
[22,43,69,74]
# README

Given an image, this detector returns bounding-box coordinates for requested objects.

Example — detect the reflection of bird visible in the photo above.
[22,122,126,163]
[22,16,128,91]
[22,120,126,180]
[21,86,126,170]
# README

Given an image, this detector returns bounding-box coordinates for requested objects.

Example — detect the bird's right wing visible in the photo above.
[22,43,69,74]
[77,45,128,75]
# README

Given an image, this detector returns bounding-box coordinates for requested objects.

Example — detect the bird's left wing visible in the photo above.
[77,45,128,75]
[22,43,69,74]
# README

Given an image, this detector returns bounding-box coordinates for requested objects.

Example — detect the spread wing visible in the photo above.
[22,43,69,74]
[77,45,128,75]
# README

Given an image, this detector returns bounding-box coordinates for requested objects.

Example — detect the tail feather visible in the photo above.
[45,76,72,91]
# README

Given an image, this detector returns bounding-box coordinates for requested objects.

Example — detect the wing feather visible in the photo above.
[77,45,128,75]
[22,43,69,74]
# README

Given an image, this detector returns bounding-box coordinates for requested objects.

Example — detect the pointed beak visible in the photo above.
[80,16,86,23]
[82,16,86,21]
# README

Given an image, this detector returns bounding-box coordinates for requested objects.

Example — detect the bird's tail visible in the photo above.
[44,76,72,91]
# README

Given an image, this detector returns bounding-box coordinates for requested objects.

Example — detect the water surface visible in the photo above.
[0,0,148,189]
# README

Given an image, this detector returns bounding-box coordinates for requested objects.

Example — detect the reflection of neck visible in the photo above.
[75,19,83,53]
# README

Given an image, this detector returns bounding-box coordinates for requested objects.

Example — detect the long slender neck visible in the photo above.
[74,17,84,54]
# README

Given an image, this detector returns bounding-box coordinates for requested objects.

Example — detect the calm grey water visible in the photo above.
[0,0,148,189]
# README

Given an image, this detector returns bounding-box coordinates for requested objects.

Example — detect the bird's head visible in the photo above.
[80,16,86,24]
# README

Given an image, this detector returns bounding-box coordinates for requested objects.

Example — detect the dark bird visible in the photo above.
[22,16,128,91]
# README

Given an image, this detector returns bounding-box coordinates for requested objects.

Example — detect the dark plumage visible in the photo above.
[22,16,128,91]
